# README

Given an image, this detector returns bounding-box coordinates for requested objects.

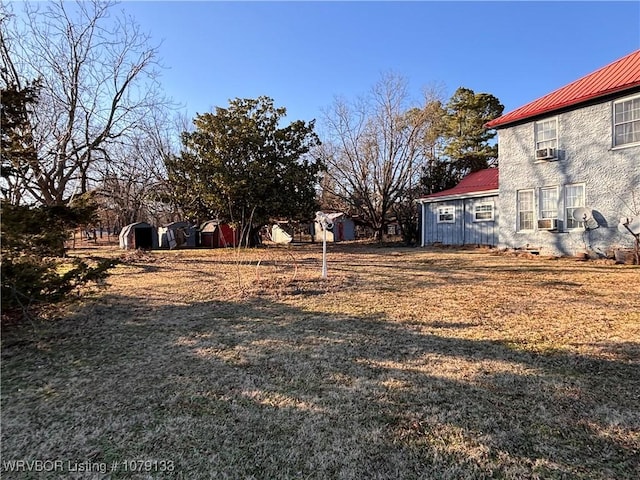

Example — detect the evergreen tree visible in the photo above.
[0,81,40,204]
[0,70,115,320]
[1,198,114,319]
[442,87,504,174]
[419,88,503,197]
[165,96,323,245]
[418,99,461,194]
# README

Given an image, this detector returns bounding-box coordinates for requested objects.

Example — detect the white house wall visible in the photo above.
[497,96,640,256]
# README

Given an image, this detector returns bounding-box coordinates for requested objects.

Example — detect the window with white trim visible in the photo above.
[613,94,640,147]
[539,187,558,219]
[437,206,455,223]
[535,118,558,151]
[474,202,494,222]
[565,184,585,229]
[517,190,534,231]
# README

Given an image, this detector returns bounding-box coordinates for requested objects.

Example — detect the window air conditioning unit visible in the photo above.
[538,218,558,230]
[535,148,556,160]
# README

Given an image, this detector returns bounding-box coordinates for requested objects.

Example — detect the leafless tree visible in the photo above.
[0,0,169,206]
[95,108,182,229]
[319,73,443,240]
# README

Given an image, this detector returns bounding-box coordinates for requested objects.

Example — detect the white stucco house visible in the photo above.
[487,50,640,255]
[480,49,640,257]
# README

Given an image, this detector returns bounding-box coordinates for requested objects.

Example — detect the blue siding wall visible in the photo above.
[422,195,498,246]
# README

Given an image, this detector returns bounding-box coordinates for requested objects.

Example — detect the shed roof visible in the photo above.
[200,220,227,232]
[486,49,640,129]
[418,168,499,202]
[122,222,152,230]
[165,221,192,228]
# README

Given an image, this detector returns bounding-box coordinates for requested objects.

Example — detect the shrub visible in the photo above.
[1,200,116,319]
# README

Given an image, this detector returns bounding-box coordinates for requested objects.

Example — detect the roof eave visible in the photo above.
[486,83,640,130]
[416,189,500,204]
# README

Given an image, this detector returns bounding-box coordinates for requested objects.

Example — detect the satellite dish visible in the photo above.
[572,207,591,222]
[315,211,337,231]
[585,218,599,230]
[573,206,598,229]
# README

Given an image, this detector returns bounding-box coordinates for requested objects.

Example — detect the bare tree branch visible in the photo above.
[1,0,172,206]
[320,73,441,240]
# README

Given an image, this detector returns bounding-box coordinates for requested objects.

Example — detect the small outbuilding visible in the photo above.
[417,168,499,247]
[271,224,293,244]
[199,220,239,248]
[119,222,159,250]
[158,221,197,249]
[312,213,356,242]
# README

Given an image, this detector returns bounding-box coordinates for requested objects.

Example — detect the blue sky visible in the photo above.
[118,1,639,129]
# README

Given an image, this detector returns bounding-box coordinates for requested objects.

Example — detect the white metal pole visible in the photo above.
[322,225,328,279]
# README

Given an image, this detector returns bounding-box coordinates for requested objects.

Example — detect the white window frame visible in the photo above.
[613,93,640,147]
[437,205,455,223]
[565,183,586,229]
[535,117,558,152]
[517,189,534,231]
[539,186,559,220]
[473,202,494,222]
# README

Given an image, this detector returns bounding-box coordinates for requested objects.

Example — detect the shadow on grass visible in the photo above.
[2,294,638,480]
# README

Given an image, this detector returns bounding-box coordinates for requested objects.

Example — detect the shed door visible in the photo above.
[200,233,214,248]
[167,229,177,249]
[135,227,153,249]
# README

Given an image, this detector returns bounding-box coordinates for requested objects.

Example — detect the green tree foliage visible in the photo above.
[417,99,457,194]
[1,198,115,318]
[166,97,323,243]
[442,87,504,174]
[419,87,503,198]
[321,80,504,244]
[420,159,460,194]
[1,34,116,320]
[0,80,40,204]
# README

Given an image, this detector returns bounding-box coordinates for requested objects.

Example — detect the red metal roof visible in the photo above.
[419,168,498,201]
[486,49,640,129]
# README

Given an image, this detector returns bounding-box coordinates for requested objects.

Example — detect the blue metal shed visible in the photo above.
[418,169,499,247]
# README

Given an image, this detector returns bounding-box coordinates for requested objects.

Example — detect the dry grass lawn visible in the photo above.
[2,243,639,479]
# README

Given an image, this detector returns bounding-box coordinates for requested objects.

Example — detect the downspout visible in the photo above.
[419,200,426,247]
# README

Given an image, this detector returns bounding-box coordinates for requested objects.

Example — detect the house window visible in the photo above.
[539,187,558,219]
[565,184,585,229]
[613,95,640,147]
[437,206,455,223]
[474,202,494,222]
[517,190,534,231]
[535,118,558,151]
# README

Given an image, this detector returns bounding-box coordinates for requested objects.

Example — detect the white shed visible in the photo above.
[119,222,159,250]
